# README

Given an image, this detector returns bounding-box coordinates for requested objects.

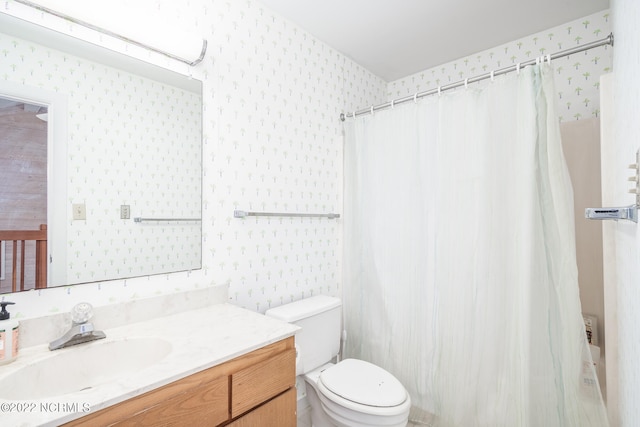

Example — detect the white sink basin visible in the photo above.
[0,337,172,400]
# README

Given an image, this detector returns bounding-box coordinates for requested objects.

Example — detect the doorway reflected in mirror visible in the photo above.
[0,98,48,293]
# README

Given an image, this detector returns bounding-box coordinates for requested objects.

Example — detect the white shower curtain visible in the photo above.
[342,64,608,427]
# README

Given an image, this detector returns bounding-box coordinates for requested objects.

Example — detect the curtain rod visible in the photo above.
[12,0,207,66]
[340,33,614,121]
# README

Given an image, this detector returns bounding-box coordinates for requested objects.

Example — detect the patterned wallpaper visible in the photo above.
[388,10,612,122]
[1,0,387,318]
[207,1,386,311]
[66,70,202,283]
[0,1,612,320]
[0,31,202,285]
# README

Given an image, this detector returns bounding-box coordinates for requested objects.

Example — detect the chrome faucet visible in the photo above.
[49,302,106,351]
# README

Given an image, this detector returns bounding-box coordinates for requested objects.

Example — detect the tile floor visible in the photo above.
[297,406,429,426]
[296,405,311,427]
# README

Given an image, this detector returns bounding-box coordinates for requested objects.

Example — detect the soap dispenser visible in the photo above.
[0,302,19,365]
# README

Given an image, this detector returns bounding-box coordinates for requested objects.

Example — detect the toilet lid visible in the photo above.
[319,359,407,407]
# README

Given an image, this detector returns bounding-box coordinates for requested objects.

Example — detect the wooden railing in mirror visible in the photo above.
[0,225,47,293]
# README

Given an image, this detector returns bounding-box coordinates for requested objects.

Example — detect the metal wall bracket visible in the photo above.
[585,205,638,223]
[585,149,640,224]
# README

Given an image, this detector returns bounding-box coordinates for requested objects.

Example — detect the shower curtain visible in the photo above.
[342,64,608,427]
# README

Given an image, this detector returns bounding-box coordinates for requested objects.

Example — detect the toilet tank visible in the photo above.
[265,295,342,373]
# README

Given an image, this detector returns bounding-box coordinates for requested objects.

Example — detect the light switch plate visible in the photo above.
[120,205,131,219]
[72,203,86,220]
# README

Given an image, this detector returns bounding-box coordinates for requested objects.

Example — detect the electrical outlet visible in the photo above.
[72,203,86,220]
[120,205,131,219]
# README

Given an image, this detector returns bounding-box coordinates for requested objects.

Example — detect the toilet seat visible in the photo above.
[315,359,409,417]
[320,359,407,407]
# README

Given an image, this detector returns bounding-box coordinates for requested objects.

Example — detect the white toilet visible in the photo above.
[265,295,411,427]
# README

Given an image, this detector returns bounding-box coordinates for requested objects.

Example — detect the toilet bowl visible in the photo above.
[305,360,411,427]
[264,295,411,427]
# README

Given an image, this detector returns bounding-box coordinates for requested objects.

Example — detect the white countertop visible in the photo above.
[0,303,299,426]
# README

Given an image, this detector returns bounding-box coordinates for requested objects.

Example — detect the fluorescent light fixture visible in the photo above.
[10,0,207,66]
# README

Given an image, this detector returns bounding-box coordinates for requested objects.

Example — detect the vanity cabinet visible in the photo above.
[64,337,296,426]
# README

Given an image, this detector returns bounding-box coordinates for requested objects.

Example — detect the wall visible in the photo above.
[1,0,387,318]
[0,102,46,232]
[600,72,619,425]
[1,3,618,327]
[388,10,612,123]
[209,1,386,311]
[608,1,640,425]
[560,118,606,392]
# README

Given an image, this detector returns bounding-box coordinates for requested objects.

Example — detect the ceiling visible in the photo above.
[257,0,610,82]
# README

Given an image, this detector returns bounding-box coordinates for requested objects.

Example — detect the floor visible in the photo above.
[297,405,311,427]
[297,405,430,426]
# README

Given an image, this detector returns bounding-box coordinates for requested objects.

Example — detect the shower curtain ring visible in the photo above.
[490,70,495,82]
[370,106,374,115]
[390,99,395,109]
[413,92,418,103]
[516,63,521,74]
[464,78,468,89]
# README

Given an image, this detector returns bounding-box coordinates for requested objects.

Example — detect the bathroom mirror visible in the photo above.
[0,13,202,293]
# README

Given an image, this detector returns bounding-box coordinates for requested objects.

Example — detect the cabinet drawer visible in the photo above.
[228,387,296,427]
[64,371,229,427]
[115,374,229,426]
[230,347,295,417]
